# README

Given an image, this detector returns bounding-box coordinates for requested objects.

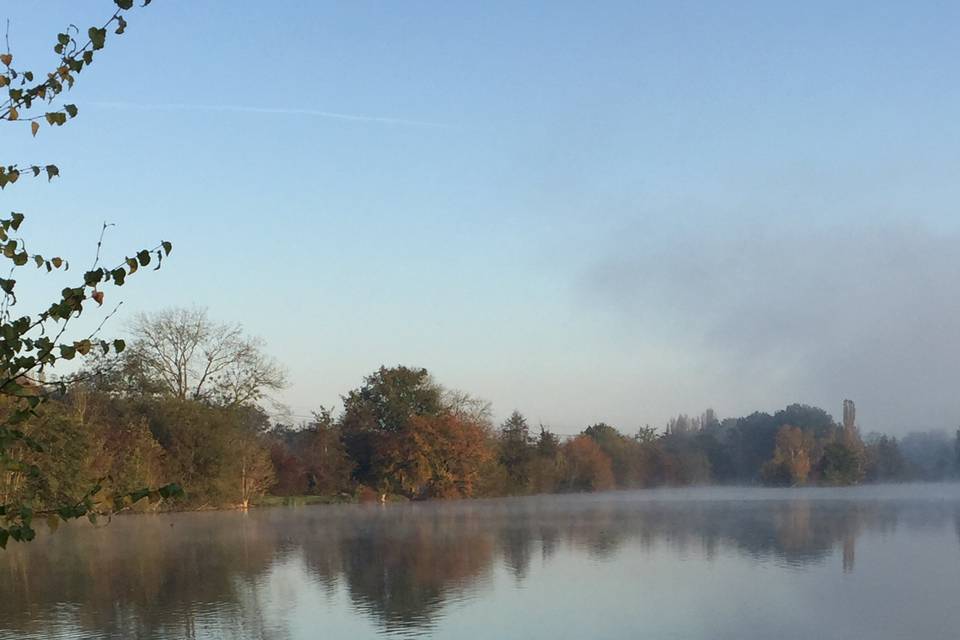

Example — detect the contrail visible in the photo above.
[90,101,453,129]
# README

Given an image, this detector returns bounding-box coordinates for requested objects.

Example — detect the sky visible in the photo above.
[4,1,960,434]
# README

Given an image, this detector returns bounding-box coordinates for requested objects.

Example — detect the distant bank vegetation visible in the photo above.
[1,307,958,516]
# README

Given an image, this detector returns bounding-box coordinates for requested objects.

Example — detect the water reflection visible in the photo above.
[1,486,959,639]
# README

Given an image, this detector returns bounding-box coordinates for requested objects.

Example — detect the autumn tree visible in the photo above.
[339,365,444,489]
[231,427,275,510]
[762,426,814,486]
[270,409,354,496]
[560,435,614,493]
[374,412,493,499]
[583,422,651,487]
[0,1,180,547]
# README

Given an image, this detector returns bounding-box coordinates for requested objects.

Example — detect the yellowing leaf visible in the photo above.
[8,107,18,121]
[31,121,39,137]
[0,53,12,67]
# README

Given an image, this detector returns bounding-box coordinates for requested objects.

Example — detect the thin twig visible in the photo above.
[86,301,123,341]
[91,222,114,270]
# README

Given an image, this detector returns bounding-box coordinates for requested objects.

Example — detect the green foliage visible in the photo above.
[0,1,175,547]
[497,411,534,493]
[864,435,907,482]
[339,365,443,488]
[820,442,863,486]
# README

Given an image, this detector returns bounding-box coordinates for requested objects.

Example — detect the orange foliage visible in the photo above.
[763,425,814,486]
[375,413,494,499]
[561,435,615,492]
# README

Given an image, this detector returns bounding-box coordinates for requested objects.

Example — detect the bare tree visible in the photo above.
[442,388,493,427]
[126,307,286,407]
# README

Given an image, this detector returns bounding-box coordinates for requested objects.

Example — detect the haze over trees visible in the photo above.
[4,302,959,550]
[3,3,960,555]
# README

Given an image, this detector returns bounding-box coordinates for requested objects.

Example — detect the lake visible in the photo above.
[2,484,959,639]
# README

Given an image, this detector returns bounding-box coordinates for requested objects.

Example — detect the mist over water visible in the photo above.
[2,484,960,640]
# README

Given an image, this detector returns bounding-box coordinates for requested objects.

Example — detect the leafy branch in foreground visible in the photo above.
[0,1,180,548]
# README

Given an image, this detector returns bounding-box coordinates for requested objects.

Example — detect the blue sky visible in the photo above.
[5,1,960,433]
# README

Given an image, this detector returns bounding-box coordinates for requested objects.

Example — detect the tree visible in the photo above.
[560,435,614,493]
[0,1,180,547]
[498,411,534,493]
[864,434,906,482]
[374,412,493,499]
[231,428,275,510]
[583,423,646,487]
[819,442,863,486]
[900,430,955,480]
[528,425,563,494]
[762,426,814,486]
[269,410,355,496]
[339,366,443,489]
[121,307,286,408]
[443,388,492,425]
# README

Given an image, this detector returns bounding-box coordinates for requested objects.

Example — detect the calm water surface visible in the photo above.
[2,484,960,639]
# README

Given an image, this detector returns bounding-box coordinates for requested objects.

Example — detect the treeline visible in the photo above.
[271,373,960,500]
[2,308,959,511]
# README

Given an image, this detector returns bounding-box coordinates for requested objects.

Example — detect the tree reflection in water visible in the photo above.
[0,488,958,639]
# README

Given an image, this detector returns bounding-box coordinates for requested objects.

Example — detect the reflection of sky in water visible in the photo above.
[1,485,959,639]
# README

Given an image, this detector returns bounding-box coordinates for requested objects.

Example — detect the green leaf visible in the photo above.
[84,270,104,287]
[45,165,59,181]
[89,27,107,51]
[161,241,172,256]
[111,267,125,286]
[129,488,150,503]
[136,249,151,266]
[59,345,76,360]
[113,339,126,354]
[157,483,183,499]
[64,104,78,118]
[10,213,24,231]
[115,0,135,9]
